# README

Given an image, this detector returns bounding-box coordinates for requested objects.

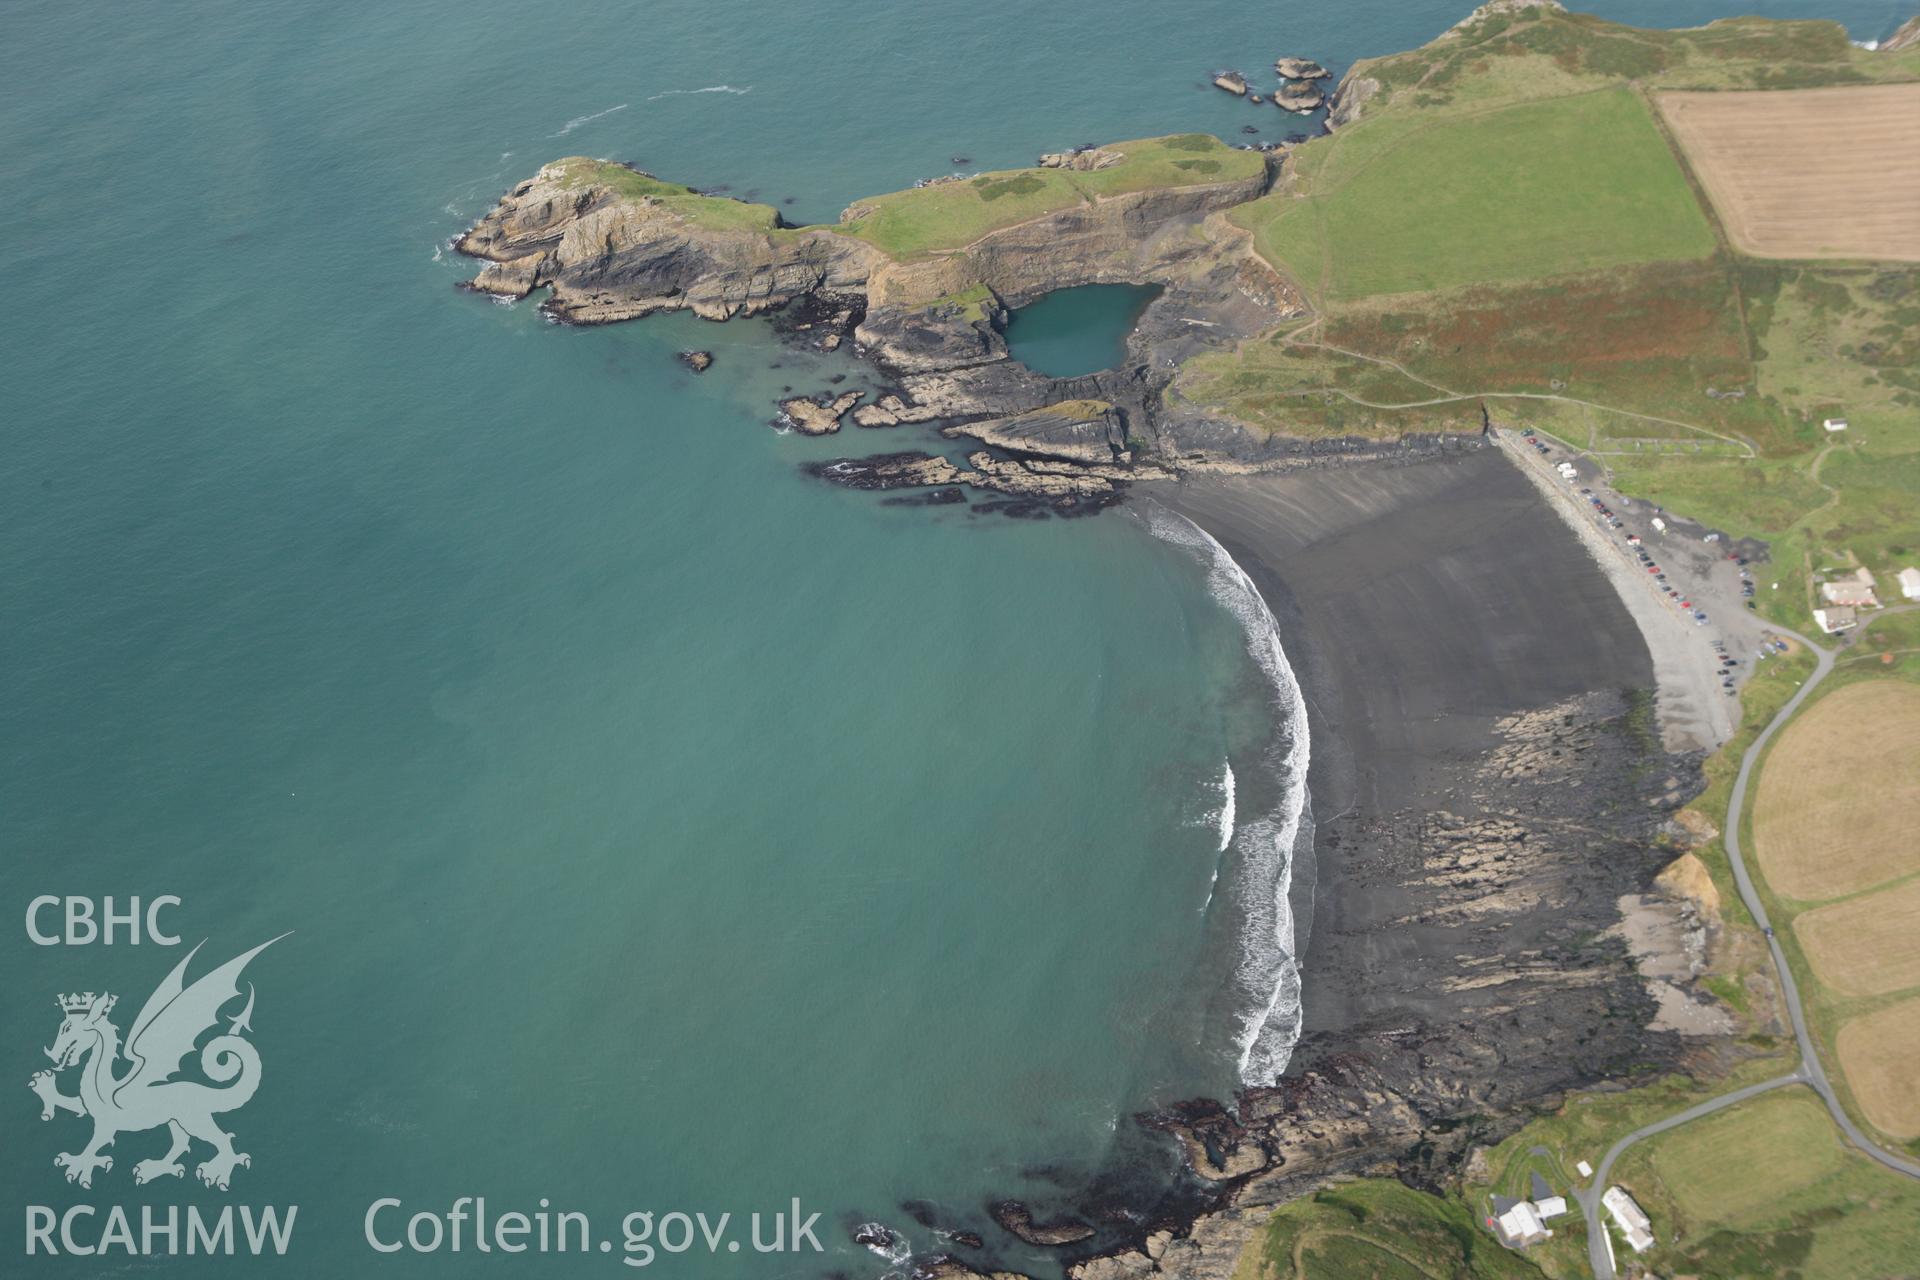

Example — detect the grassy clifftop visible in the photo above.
[1350,3,1920,107]
[552,157,786,232]
[554,135,1266,260]
[834,134,1266,258]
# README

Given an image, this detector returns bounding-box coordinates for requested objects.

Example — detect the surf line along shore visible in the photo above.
[1062,447,1702,1280]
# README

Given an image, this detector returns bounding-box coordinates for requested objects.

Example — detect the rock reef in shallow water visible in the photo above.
[943,401,1130,466]
[991,1201,1096,1247]
[779,390,863,435]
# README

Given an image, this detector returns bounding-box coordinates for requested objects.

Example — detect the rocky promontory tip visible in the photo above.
[455,157,877,324]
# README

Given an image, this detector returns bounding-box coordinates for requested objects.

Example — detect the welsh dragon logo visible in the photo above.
[28,936,285,1191]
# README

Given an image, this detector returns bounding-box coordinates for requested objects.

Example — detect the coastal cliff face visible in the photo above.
[456,144,1327,505]
[459,154,1268,331]
[456,161,882,323]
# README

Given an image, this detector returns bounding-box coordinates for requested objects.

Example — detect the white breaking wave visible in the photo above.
[1145,504,1312,1085]
[1216,760,1237,853]
[1199,760,1234,912]
[854,1224,911,1267]
[647,84,753,100]
[552,103,628,136]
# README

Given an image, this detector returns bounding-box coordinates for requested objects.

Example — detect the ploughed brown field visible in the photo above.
[1656,84,1920,262]
[1752,680,1920,902]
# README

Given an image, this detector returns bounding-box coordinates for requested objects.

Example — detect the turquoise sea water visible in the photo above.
[1005,286,1163,379]
[1,0,1903,1275]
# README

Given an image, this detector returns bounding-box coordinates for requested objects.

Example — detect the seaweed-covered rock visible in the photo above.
[990,1201,1095,1247]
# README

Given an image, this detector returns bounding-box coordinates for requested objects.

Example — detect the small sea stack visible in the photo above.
[677,350,713,373]
[1274,55,1330,80]
[1275,80,1326,113]
[1212,70,1249,96]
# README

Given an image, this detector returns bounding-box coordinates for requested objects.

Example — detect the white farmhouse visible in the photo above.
[1820,567,1880,608]
[1494,1200,1550,1248]
[1899,567,1920,601]
[1813,606,1859,634]
[1603,1186,1656,1253]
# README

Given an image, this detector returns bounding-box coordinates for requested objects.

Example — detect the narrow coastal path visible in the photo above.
[1579,608,1920,1280]
[1268,337,1759,455]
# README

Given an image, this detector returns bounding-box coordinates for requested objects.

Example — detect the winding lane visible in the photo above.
[1579,619,1920,1279]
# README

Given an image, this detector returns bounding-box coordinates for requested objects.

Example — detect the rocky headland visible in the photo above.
[454,131,1469,519]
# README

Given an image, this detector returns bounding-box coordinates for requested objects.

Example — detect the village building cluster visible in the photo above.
[1489,1171,1573,1249]
[1486,1166,1659,1261]
[1812,564,1920,635]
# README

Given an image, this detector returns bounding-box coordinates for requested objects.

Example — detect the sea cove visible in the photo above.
[1004,285,1163,379]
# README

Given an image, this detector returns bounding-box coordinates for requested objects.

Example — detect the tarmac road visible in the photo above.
[1578,614,1920,1279]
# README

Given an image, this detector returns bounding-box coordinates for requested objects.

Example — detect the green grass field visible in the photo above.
[1608,1089,1920,1279]
[1238,1179,1548,1280]
[1236,87,1715,301]
[835,135,1264,258]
